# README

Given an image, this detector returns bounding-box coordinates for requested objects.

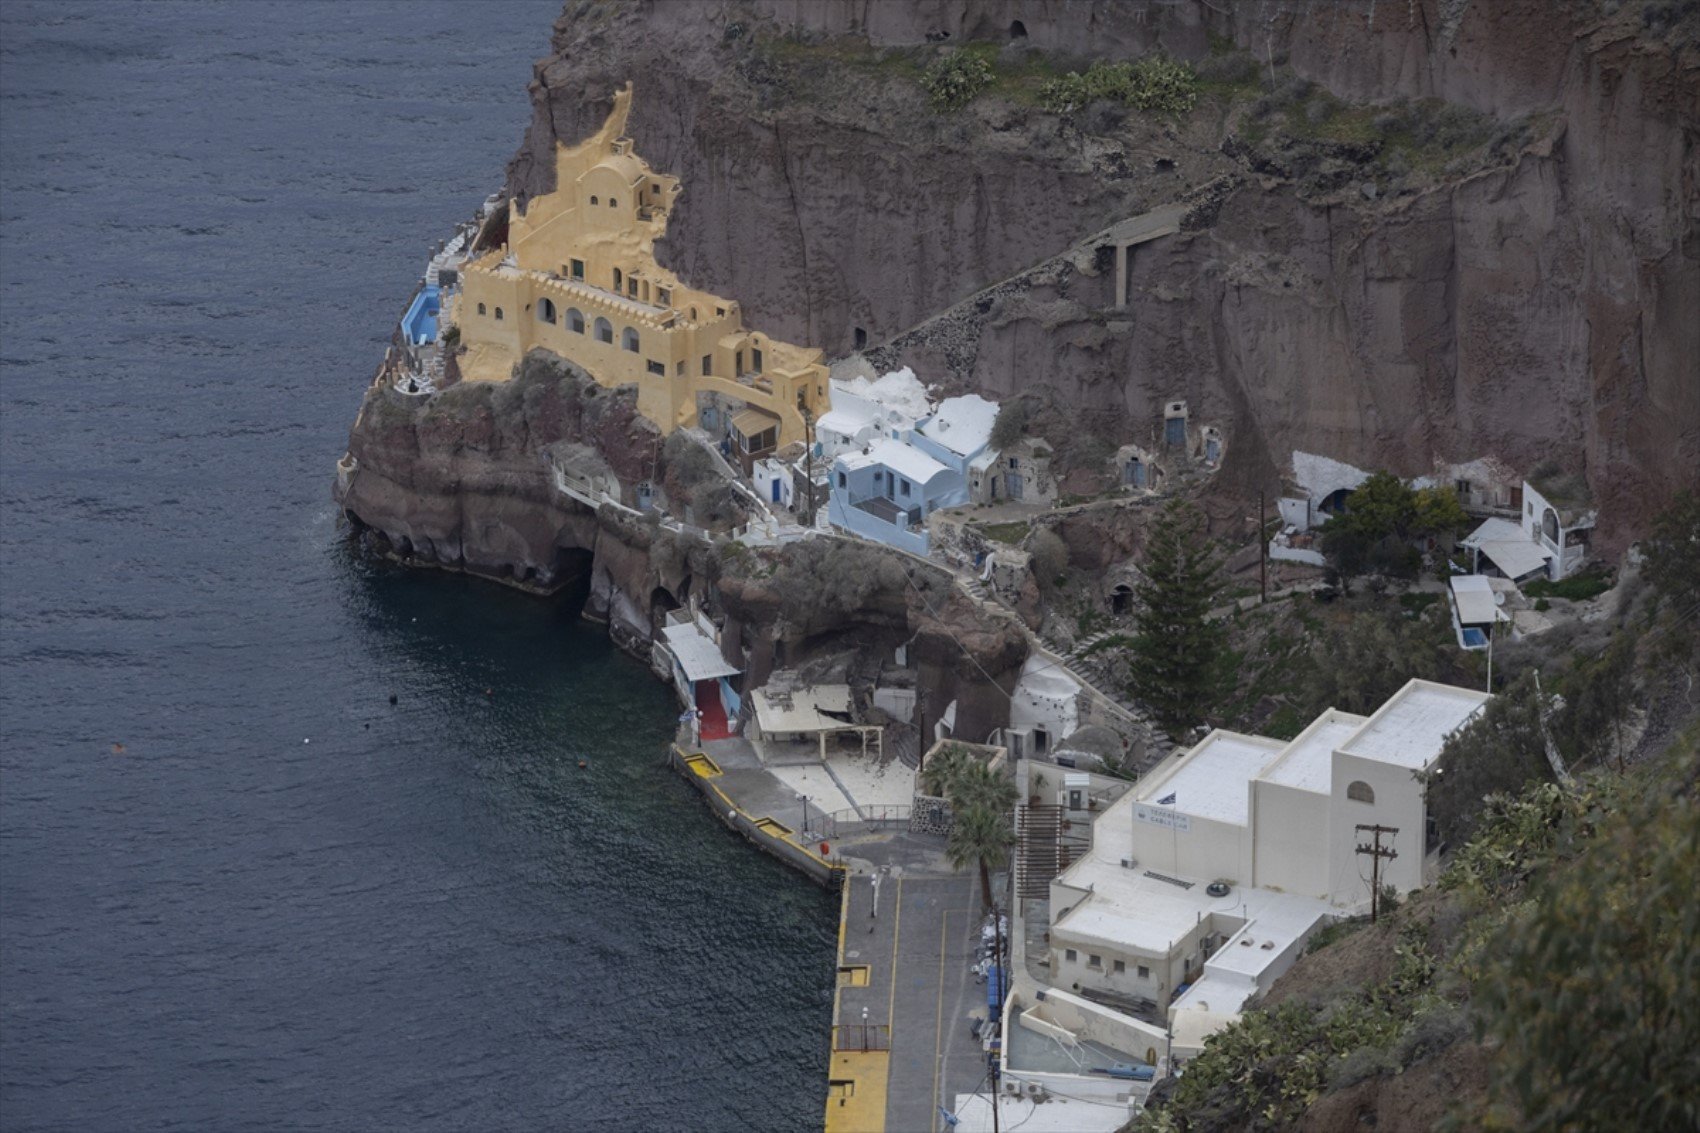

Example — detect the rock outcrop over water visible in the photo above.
[511,0,1698,545]
[335,354,1028,739]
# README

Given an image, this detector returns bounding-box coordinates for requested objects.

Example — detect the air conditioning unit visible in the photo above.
[1120,858,1139,870]
[1005,1080,1023,1096]
[1026,1083,1048,1100]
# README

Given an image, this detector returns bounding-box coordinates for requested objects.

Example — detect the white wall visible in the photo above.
[1129,807,1250,885]
[1250,781,1331,898]
[1327,752,1429,905]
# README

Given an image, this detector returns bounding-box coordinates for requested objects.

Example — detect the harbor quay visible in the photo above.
[667,737,1001,1131]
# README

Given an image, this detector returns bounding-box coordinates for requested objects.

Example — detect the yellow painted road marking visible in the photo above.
[888,877,903,1029]
[930,905,951,1133]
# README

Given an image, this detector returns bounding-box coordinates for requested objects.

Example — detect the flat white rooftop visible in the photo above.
[751,684,853,735]
[1137,730,1285,825]
[838,437,949,486]
[1258,711,1367,795]
[1052,862,1331,964]
[1338,678,1490,770]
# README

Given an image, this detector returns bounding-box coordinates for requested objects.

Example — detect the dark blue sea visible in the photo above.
[0,3,836,1129]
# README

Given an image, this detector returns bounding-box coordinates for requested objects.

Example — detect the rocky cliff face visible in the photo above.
[511,0,1698,544]
[334,354,1028,739]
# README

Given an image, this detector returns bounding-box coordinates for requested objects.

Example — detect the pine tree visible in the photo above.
[1126,500,1227,735]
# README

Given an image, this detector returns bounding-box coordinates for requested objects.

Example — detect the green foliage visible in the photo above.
[977,521,1029,546]
[988,398,1032,451]
[1320,473,1465,586]
[918,743,973,798]
[1425,675,1554,848]
[1038,56,1199,117]
[1028,526,1069,586]
[1412,486,1471,536]
[1521,569,1613,602]
[1554,629,1637,769]
[945,801,1016,910]
[946,759,1019,816]
[1126,501,1227,734]
[1465,732,1700,1131]
[1302,603,1458,718]
[921,50,993,110]
[1643,488,1700,601]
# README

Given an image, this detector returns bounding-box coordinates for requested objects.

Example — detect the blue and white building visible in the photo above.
[826,392,998,555]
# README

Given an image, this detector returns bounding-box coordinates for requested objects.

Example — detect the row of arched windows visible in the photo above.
[475,302,503,320]
[535,296,641,352]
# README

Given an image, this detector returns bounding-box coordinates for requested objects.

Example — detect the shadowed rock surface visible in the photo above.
[506,0,1698,546]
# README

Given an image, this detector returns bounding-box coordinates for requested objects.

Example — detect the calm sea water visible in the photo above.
[0,4,836,1130]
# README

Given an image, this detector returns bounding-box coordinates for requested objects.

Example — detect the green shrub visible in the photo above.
[1039,56,1198,117]
[1522,570,1613,602]
[921,51,993,110]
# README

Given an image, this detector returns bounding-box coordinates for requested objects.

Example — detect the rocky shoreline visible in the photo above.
[335,350,1035,744]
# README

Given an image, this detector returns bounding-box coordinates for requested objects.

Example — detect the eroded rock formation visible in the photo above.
[511,0,1698,545]
[335,353,1027,739]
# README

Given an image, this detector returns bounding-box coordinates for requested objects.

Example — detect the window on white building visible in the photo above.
[1088,954,1102,969]
[1347,780,1376,804]
[1137,965,1149,979]
[1114,960,1126,974]
[1065,949,1077,963]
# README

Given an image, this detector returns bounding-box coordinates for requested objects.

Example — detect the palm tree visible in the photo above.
[947,760,1019,816]
[919,743,971,798]
[946,803,1015,912]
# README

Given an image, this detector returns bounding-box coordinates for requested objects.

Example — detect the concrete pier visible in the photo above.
[666,739,1000,1131]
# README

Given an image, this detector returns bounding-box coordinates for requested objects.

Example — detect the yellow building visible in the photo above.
[450,83,827,450]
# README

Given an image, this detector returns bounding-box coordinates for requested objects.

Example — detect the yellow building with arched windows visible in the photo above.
[449,83,828,451]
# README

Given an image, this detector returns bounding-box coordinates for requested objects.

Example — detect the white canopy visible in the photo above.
[661,622,740,682]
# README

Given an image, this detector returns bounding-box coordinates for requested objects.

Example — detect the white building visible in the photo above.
[1046,679,1490,1055]
[1462,475,1597,583]
[813,365,933,458]
[1446,574,1513,650]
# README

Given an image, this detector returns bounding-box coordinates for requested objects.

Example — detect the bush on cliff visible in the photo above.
[922,51,993,110]
[1039,57,1198,117]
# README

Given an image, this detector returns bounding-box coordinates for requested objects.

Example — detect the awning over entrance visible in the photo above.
[1463,517,1549,580]
[730,407,780,439]
[661,621,740,682]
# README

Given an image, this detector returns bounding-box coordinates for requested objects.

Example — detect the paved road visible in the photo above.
[837,871,990,1132]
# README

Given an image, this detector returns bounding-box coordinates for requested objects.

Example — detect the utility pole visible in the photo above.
[1259,490,1268,604]
[1485,614,1495,693]
[1355,824,1399,923]
[990,898,1004,1133]
[802,407,817,528]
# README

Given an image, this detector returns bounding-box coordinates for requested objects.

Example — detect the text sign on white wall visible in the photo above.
[1133,805,1191,833]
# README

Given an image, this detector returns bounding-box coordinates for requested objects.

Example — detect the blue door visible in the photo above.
[1165,418,1185,447]
[771,478,782,503]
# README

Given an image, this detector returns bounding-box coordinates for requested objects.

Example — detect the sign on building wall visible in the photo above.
[1133,804,1190,833]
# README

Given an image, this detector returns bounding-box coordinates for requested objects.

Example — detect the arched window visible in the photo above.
[566,307,585,334]
[613,267,623,291]
[477,302,486,316]
[609,197,617,208]
[1542,508,1560,545]
[537,298,556,324]
[493,307,504,321]
[593,317,613,344]
[621,326,640,353]
[688,307,698,322]
[590,195,599,205]
[1347,781,1375,804]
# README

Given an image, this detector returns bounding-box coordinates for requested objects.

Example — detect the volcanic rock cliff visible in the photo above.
[511,0,1699,545]
[335,353,1029,740]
